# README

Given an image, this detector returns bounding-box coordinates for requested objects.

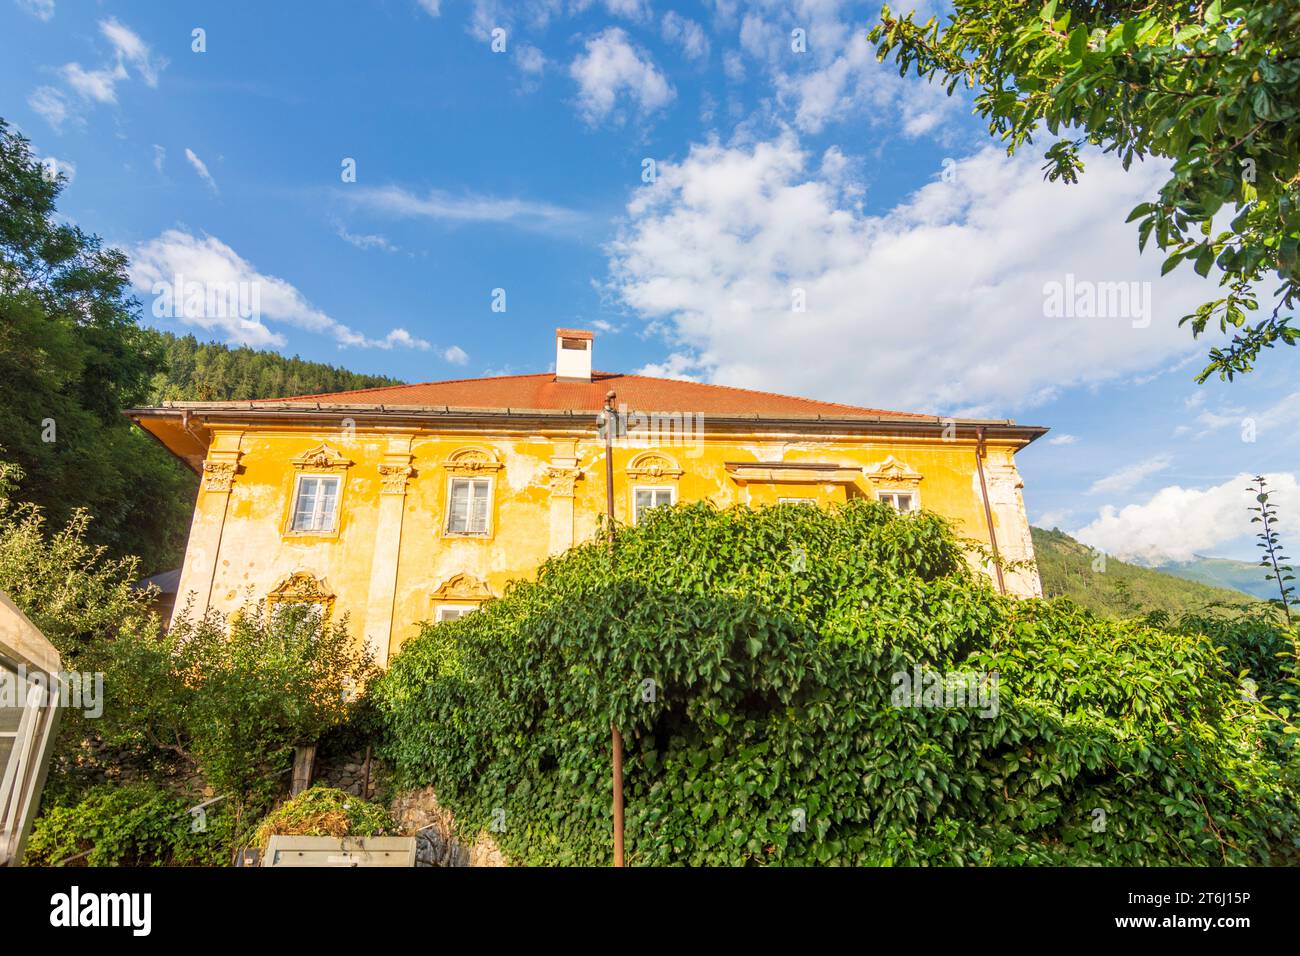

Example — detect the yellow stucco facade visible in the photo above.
[133,408,1045,665]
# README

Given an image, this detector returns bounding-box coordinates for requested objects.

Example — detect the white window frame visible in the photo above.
[288,473,343,534]
[445,476,494,537]
[877,490,918,513]
[632,485,676,525]
[436,604,478,623]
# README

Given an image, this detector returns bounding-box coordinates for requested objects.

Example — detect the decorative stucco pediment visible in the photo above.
[290,443,353,471]
[625,452,683,480]
[430,572,493,603]
[266,572,335,617]
[864,456,923,487]
[441,446,504,475]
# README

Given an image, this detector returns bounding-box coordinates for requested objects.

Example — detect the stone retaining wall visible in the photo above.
[389,786,506,867]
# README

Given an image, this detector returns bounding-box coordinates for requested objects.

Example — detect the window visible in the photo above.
[877,491,915,513]
[270,601,327,625]
[634,486,675,524]
[290,475,341,533]
[778,497,817,505]
[447,477,492,535]
[436,605,477,623]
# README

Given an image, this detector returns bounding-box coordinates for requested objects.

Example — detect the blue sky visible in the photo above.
[4,0,1297,564]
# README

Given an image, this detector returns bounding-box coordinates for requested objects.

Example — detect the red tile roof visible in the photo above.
[264,371,926,419]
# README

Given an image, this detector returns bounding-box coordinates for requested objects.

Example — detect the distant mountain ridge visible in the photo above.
[1032,527,1259,618]
[1154,555,1278,601]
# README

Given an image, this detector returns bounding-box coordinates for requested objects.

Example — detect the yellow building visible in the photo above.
[129,329,1047,664]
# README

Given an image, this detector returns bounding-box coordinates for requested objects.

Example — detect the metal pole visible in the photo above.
[975,426,1006,596]
[603,390,625,867]
[611,722,625,867]
[604,390,616,545]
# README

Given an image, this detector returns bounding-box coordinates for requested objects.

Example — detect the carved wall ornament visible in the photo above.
[545,466,581,498]
[290,443,353,471]
[378,462,414,495]
[202,459,239,493]
[625,452,683,481]
[441,446,504,475]
[430,572,493,603]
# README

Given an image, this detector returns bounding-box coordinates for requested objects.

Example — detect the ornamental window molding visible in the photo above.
[863,456,923,489]
[441,446,504,475]
[430,571,493,604]
[290,443,353,471]
[625,452,683,481]
[265,572,335,618]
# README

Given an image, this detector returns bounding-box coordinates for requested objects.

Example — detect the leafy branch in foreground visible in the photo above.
[870,0,1300,382]
[1248,475,1296,624]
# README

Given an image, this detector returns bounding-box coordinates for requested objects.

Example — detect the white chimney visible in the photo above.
[555,328,593,382]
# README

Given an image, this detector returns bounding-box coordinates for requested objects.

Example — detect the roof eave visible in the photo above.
[126,403,1048,447]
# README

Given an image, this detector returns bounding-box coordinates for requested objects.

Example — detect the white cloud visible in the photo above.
[346,183,580,232]
[335,223,398,253]
[442,345,470,365]
[569,27,674,126]
[416,0,441,15]
[99,17,165,87]
[604,136,1223,415]
[29,16,163,129]
[16,0,54,21]
[28,87,71,129]
[130,229,431,351]
[571,0,651,19]
[722,50,745,83]
[1183,389,1300,442]
[662,12,710,60]
[1047,434,1078,446]
[37,153,75,184]
[152,144,165,172]
[61,61,127,103]
[1035,509,1072,529]
[1073,472,1300,564]
[184,147,219,193]
[770,30,959,136]
[1087,455,1172,497]
[516,43,546,77]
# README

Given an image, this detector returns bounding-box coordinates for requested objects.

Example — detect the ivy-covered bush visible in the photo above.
[375,501,1300,866]
[24,783,236,867]
[251,785,394,850]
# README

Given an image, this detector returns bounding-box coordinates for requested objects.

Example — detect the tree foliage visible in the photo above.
[0,460,156,664]
[870,1,1300,382]
[147,332,402,404]
[87,603,378,811]
[376,501,1299,866]
[0,119,193,572]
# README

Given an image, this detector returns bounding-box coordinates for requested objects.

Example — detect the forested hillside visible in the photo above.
[148,333,403,404]
[1033,526,1258,618]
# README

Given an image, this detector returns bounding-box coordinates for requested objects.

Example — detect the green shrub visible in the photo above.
[251,786,394,850]
[376,500,1300,866]
[24,783,236,867]
[87,602,378,814]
